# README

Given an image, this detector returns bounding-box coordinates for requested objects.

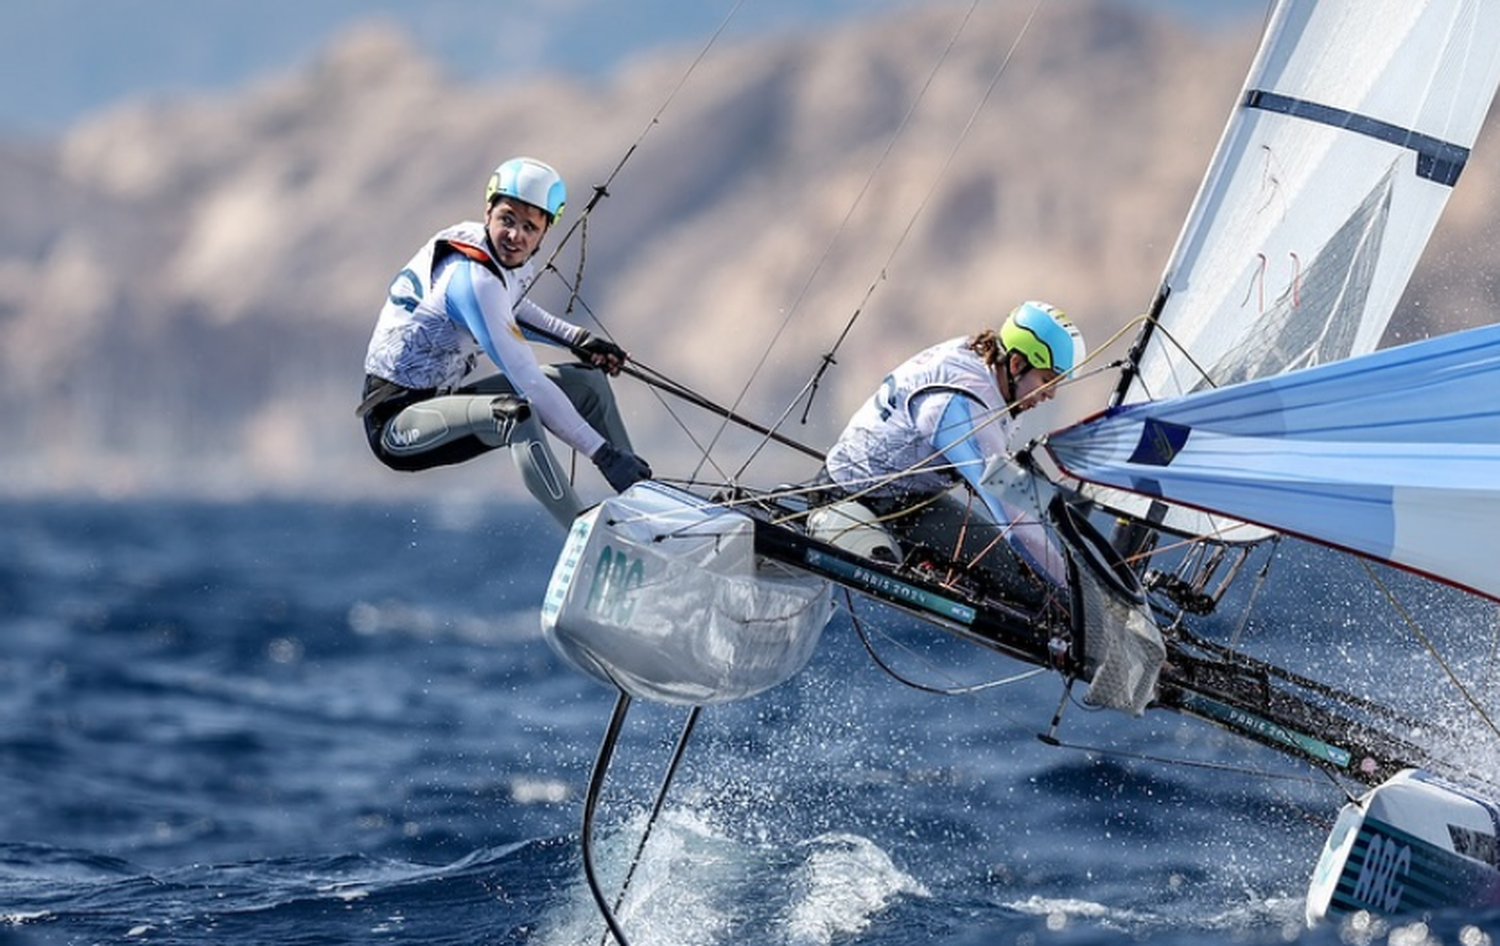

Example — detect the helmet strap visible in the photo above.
[999,352,1028,415]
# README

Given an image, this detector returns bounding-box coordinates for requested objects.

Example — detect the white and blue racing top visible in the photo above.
[363,222,606,458]
[825,336,1065,584]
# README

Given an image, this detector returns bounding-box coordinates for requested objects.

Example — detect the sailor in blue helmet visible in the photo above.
[358,156,651,529]
[819,301,1085,605]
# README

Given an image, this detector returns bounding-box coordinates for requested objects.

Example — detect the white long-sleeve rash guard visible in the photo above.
[446,257,605,457]
[363,222,606,459]
[825,337,1066,585]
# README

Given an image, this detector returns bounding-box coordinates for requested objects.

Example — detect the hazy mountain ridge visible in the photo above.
[3,1,1496,500]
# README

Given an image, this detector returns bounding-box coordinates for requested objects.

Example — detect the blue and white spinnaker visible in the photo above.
[1049,321,1500,603]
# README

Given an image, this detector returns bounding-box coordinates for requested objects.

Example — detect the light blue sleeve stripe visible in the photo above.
[445,262,509,371]
[930,397,1011,521]
[931,395,1054,576]
[930,394,987,487]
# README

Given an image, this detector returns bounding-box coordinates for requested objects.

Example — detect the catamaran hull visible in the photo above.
[1306,769,1500,923]
[541,483,834,706]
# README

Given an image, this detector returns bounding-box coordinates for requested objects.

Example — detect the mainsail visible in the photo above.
[1094,0,1500,541]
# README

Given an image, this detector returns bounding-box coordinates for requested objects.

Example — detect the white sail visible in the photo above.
[1092,0,1500,540]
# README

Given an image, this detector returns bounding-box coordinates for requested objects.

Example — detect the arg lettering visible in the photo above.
[585,545,644,625]
[1351,833,1410,913]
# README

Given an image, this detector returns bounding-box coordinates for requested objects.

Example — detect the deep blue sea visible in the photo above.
[3,499,1498,945]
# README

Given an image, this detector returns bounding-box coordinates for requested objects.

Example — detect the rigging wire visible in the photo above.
[716,0,1050,483]
[845,581,1357,800]
[531,0,754,302]
[1043,673,1363,806]
[521,0,1055,490]
[782,0,1049,438]
[1037,732,1357,796]
[1227,537,1279,650]
[491,0,770,486]
[841,595,1080,750]
[1361,560,1500,745]
[505,317,826,488]
[705,0,989,478]
[625,358,825,461]
[1104,310,1222,402]
[844,588,1049,697]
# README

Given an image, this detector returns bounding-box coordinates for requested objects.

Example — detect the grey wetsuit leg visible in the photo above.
[882,490,1048,608]
[500,403,586,530]
[547,363,634,452]
[380,376,586,530]
[379,394,511,452]
[483,366,622,529]
[377,365,627,530]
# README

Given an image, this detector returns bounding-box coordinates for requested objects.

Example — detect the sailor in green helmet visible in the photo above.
[819,301,1085,606]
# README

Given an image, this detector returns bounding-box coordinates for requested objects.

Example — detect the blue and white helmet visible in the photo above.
[999,300,1085,375]
[485,156,566,224]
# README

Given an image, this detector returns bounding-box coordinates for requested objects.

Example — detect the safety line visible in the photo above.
[716,0,994,480]
[777,0,1048,452]
[528,0,753,310]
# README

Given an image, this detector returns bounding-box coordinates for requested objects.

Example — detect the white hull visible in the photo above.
[1306,769,1500,922]
[541,483,833,706]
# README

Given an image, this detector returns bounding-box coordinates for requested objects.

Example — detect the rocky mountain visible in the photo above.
[2,0,1496,501]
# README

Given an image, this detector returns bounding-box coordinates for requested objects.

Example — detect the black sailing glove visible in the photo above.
[575,333,628,375]
[592,443,653,492]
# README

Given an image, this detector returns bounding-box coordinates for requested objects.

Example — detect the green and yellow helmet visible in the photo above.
[999,301,1085,375]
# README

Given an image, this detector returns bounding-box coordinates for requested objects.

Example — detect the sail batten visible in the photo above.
[1243,90,1469,185]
